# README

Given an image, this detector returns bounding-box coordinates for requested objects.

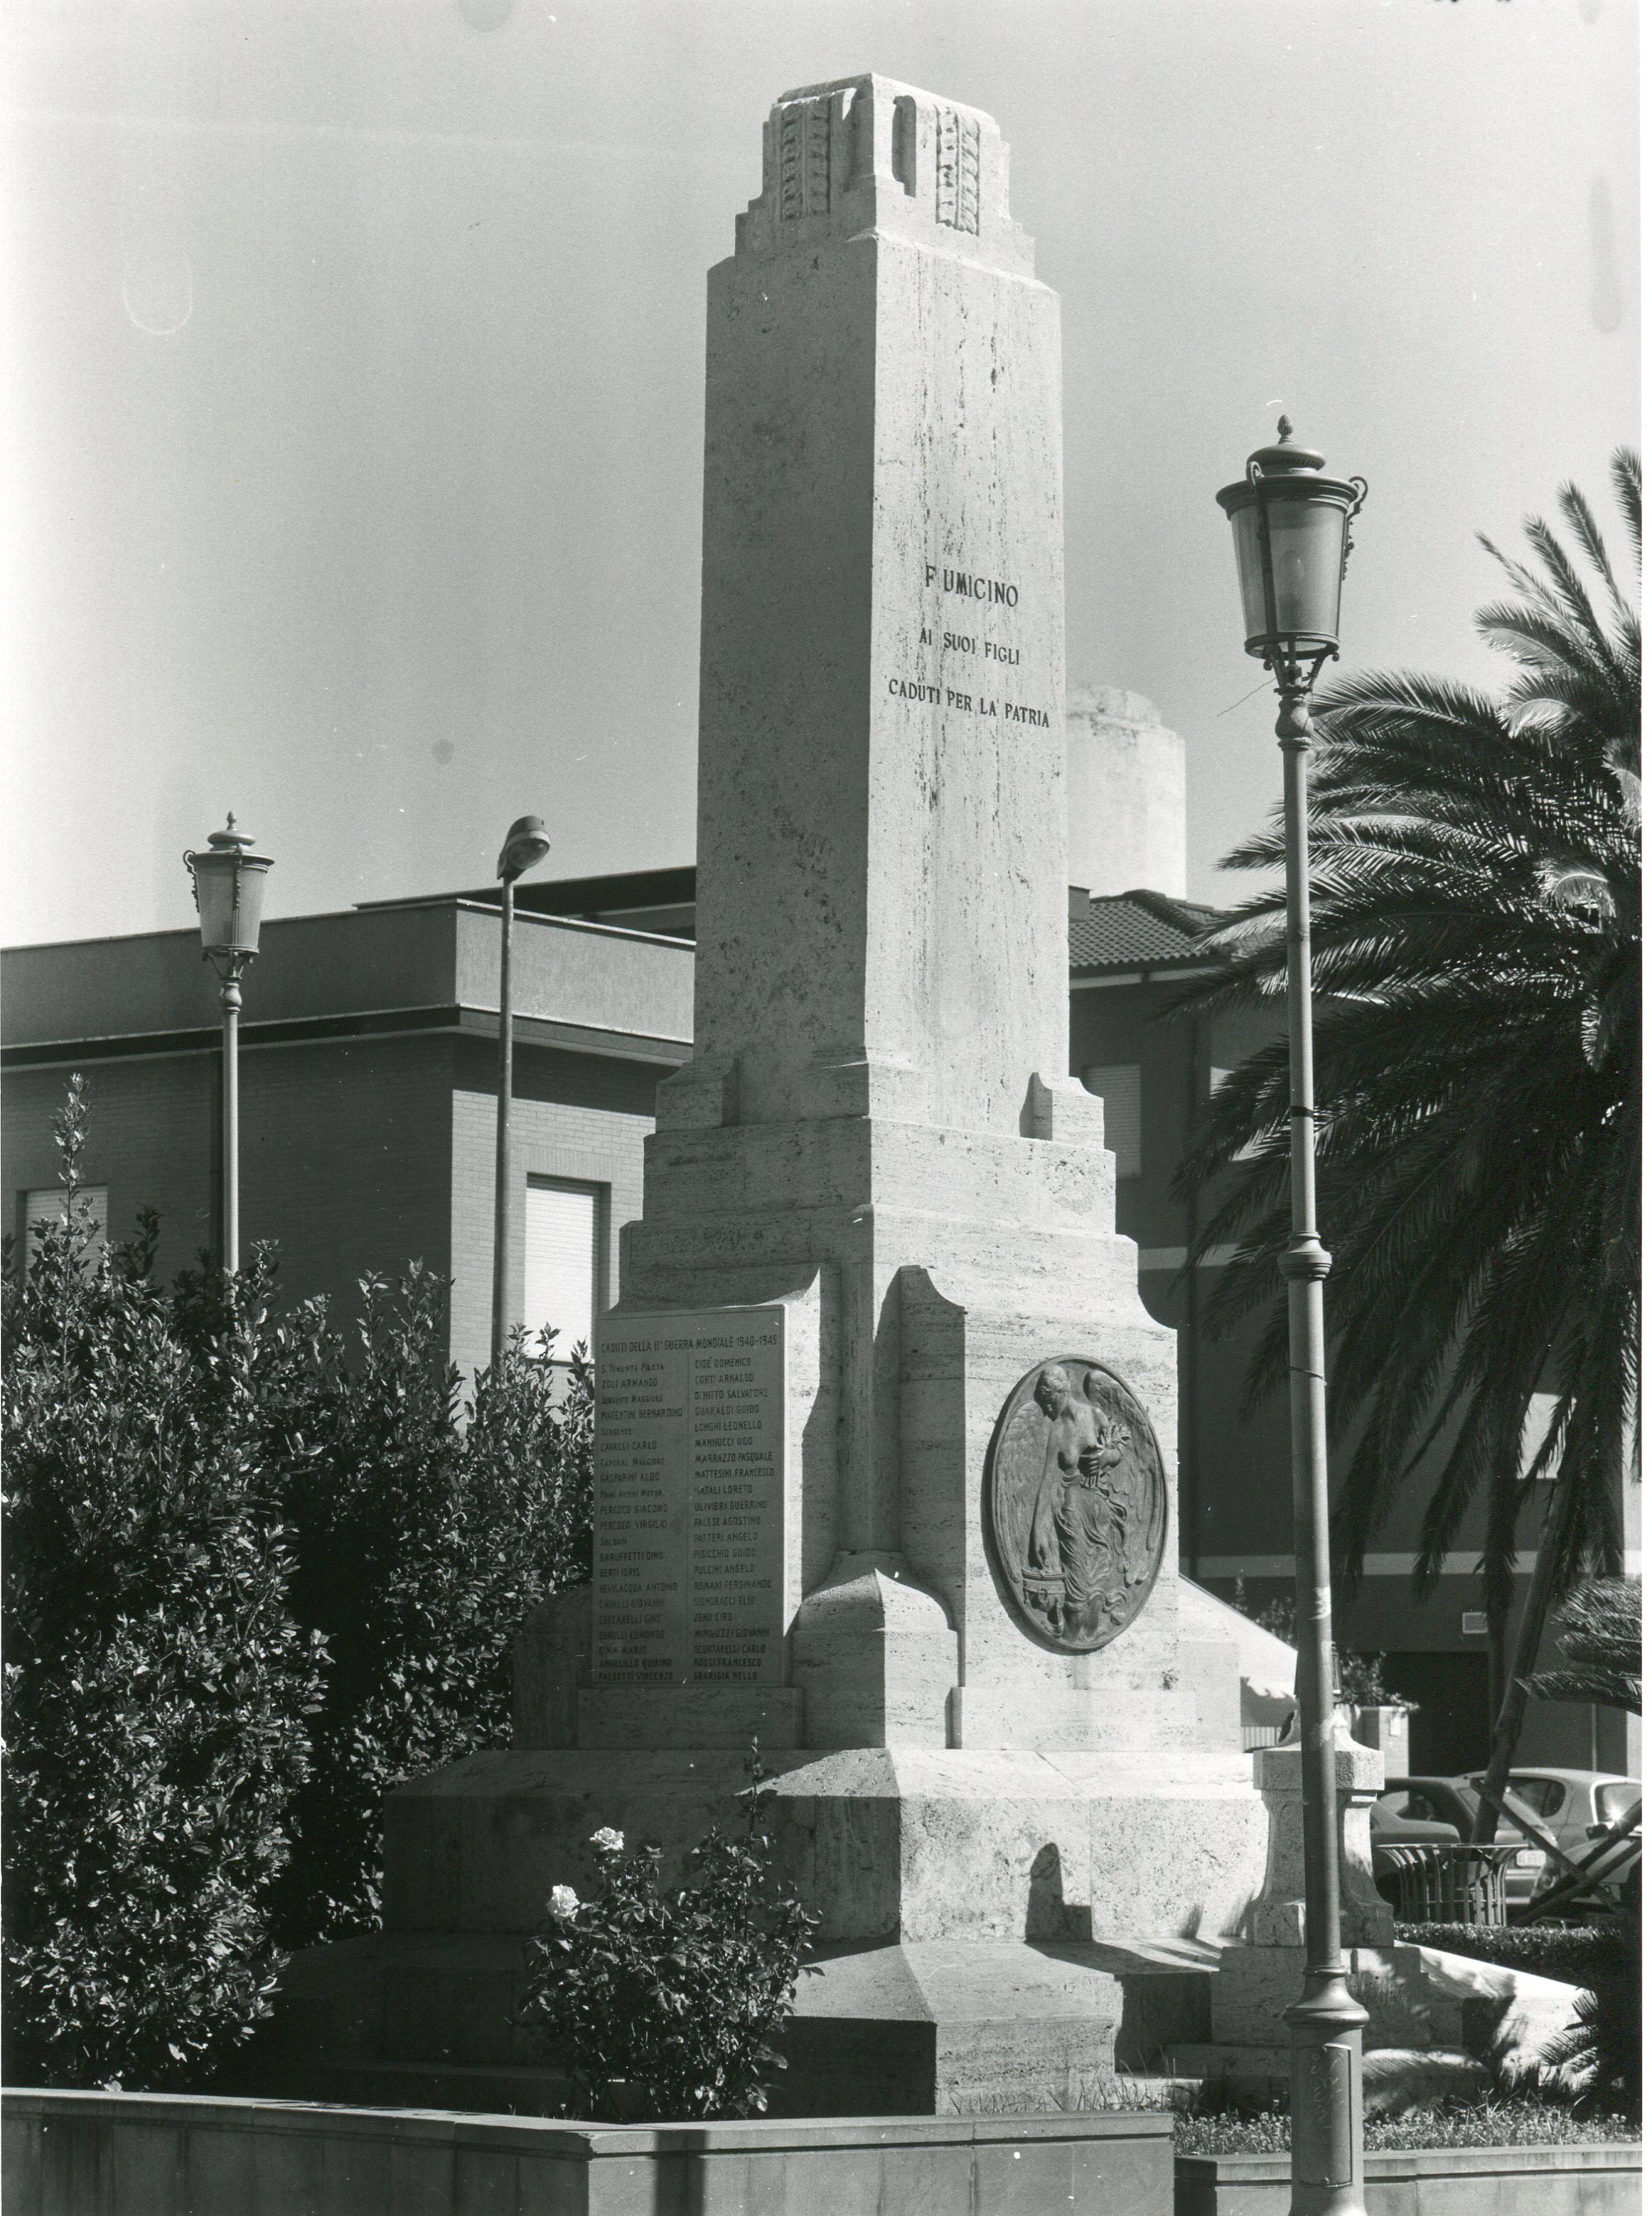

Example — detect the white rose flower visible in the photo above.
[590,1826,625,1854]
[548,1884,580,1920]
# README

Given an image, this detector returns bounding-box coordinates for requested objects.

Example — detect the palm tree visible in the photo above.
[1177,454,1640,1823]
[1520,1575,1641,1716]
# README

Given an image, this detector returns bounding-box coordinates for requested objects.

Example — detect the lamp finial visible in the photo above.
[1277,413,1294,442]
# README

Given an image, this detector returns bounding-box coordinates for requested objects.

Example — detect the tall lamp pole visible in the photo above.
[184,816,273,1277]
[1217,421,1368,2216]
[491,814,552,1365]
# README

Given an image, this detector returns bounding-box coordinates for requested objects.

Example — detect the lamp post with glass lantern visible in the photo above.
[491,814,552,1365]
[183,815,273,1277]
[1216,419,1368,2216]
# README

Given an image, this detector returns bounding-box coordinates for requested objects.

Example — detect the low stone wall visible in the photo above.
[1174,2142,1641,2216]
[2,2089,1172,2215]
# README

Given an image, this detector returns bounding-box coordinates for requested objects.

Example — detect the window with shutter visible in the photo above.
[523,1180,602,1361]
[1080,1064,1142,1177]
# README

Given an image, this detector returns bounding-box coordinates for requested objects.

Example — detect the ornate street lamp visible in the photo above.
[1216,419,1368,2216]
[491,814,552,1364]
[183,815,273,1277]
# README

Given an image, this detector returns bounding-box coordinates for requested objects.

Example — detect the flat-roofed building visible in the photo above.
[2,876,693,1381]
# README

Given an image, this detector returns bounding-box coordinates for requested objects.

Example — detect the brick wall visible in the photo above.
[447,1036,661,1381]
[5,1058,216,1282]
[3,1036,453,1325]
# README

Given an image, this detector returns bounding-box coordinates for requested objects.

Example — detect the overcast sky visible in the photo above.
[2,0,1638,945]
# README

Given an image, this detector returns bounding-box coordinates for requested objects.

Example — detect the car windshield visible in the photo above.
[1598,1782,1641,1827]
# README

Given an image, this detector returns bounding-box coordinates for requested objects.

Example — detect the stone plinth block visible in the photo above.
[791,1552,957,1749]
[1247,1722,1393,1946]
[511,1587,590,1750]
[380,1745,1270,1949]
[780,1934,1216,2117]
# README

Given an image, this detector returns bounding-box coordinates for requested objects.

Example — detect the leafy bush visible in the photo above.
[2,1082,324,2088]
[1396,1922,1604,1982]
[3,1077,597,2093]
[1227,1579,1415,1710]
[1541,1889,1640,2122]
[263,1270,594,1946]
[519,1750,819,2120]
[1400,1908,1640,2123]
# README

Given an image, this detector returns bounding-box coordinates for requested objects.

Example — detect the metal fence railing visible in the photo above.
[1383,1842,1520,1926]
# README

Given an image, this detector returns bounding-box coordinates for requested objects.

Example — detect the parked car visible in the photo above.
[1369,1775,1559,1908]
[1471,1767,1641,1912]
[1368,1790,1459,1907]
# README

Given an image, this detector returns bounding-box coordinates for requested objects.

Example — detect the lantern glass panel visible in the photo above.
[1263,496,1347,646]
[1228,504,1270,650]
[193,854,270,956]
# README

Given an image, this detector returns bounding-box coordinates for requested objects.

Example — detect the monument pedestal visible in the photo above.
[265,1734,1262,2117]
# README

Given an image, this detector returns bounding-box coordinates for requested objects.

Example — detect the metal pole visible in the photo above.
[221,967,241,1278]
[1276,677,1367,2216]
[490,876,515,1367]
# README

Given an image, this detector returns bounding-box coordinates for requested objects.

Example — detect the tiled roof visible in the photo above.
[1068,889,1228,972]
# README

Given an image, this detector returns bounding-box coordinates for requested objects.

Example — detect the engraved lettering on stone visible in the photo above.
[594,1307,785,1686]
[935,107,981,235]
[984,1358,1166,1652]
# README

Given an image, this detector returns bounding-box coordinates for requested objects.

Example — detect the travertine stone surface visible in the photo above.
[1247,1721,1394,1946]
[791,1554,957,1749]
[671,73,1064,1142]
[381,1743,1268,1946]
[278,76,1278,2122]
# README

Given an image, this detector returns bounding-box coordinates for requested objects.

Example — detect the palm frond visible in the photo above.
[1174,457,1640,1620]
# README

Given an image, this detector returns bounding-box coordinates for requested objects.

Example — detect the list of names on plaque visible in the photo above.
[594,1307,785,1687]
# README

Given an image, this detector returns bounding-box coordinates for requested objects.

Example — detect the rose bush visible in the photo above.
[519,1750,818,2121]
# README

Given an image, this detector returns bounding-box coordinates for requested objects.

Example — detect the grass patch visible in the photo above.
[1175,2097,1640,2156]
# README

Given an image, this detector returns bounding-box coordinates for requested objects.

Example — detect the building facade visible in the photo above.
[2,878,692,1383]
[3,862,1633,1777]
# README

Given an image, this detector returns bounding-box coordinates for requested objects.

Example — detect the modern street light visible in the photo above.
[183,815,273,1277]
[1217,419,1368,2216]
[491,814,553,1365]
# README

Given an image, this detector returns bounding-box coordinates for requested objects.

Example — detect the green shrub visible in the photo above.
[1541,1890,1640,2123]
[519,1750,819,2121]
[2,1082,323,2089]
[265,1270,594,1946]
[1396,1922,1604,1982]
[1399,1909,1640,2123]
[4,1076,598,2095]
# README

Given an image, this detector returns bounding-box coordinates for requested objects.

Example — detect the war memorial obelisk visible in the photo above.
[289,75,1272,2117]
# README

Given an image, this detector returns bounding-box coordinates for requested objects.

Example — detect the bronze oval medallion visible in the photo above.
[985,1357,1167,1654]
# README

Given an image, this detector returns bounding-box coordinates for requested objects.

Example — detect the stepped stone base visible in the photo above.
[251,1927,1225,2120]
[381,1744,1271,1947]
[253,1746,1268,2118]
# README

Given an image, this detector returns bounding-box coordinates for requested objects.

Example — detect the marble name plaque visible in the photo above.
[593,1306,785,1688]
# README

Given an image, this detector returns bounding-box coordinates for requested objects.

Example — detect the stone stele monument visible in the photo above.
[273,74,1272,2118]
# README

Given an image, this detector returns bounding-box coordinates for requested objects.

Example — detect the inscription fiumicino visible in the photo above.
[593,1306,785,1688]
[884,558,1052,724]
